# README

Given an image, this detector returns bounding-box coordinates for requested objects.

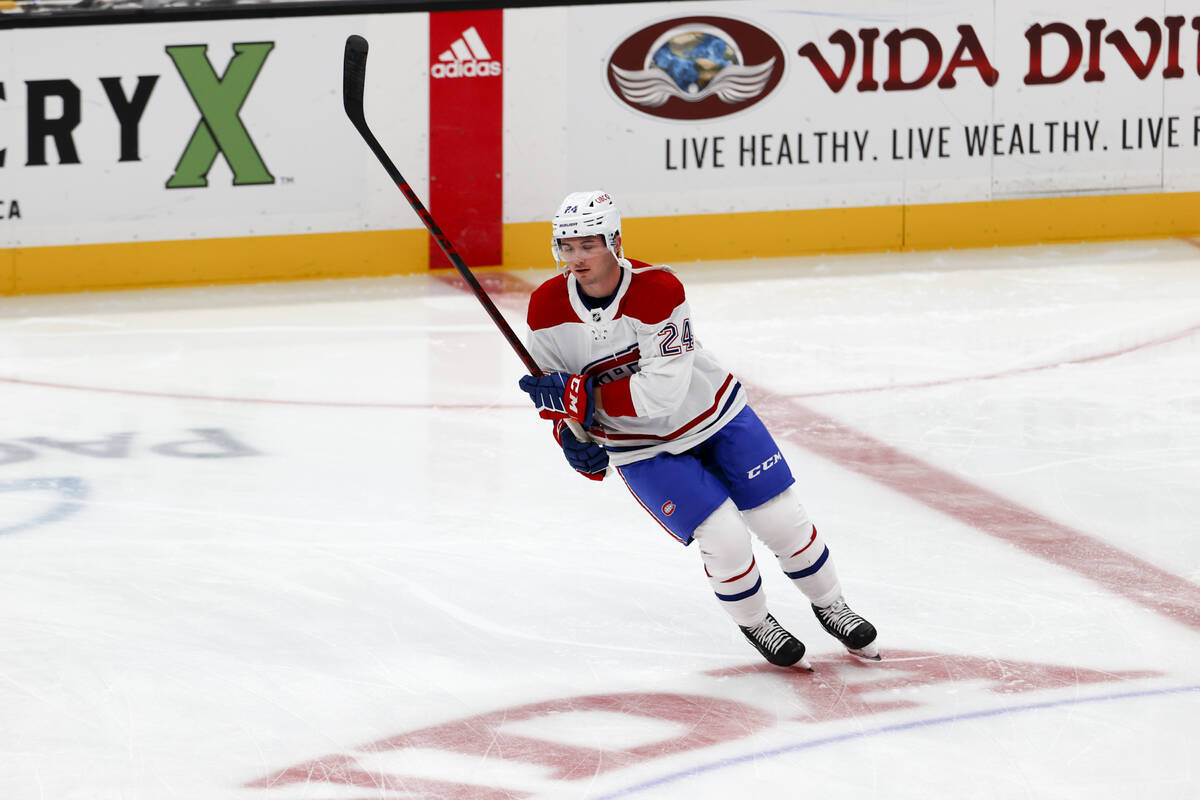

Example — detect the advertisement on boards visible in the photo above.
[551,0,1200,219]
[0,15,428,250]
[3,1,1200,285]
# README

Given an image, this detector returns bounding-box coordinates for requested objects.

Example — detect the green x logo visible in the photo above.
[166,42,275,188]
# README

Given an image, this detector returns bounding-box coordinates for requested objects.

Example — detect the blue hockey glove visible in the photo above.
[556,421,608,480]
[518,372,595,426]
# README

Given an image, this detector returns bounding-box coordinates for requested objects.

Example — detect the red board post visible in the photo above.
[428,10,504,269]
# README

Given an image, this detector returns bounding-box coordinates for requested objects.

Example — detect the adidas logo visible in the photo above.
[431,26,502,79]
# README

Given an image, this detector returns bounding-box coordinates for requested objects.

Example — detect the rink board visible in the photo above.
[5,1,1200,291]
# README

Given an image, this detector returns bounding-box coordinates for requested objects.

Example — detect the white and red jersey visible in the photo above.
[526,258,746,467]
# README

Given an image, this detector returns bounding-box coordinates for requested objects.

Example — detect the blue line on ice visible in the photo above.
[591,683,1200,799]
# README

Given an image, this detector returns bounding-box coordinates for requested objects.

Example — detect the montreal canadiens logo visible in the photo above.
[661,501,676,516]
[607,16,785,120]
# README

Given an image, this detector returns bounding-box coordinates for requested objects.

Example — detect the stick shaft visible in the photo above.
[343,37,592,447]
[342,35,542,377]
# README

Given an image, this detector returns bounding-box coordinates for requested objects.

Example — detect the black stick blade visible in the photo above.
[343,35,369,127]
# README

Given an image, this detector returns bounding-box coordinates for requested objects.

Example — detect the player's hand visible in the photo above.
[557,421,608,480]
[518,372,595,426]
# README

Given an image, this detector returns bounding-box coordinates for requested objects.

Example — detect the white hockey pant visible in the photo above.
[692,487,842,628]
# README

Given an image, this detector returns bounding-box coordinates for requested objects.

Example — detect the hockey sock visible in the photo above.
[693,499,767,628]
[742,488,842,609]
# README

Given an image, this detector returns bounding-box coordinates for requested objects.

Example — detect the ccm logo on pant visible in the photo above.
[747,453,782,479]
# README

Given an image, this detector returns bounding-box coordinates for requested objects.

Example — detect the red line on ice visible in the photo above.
[8,310,1194,407]
[787,321,1200,399]
[0,375,509,410]
[749,386,1200,633]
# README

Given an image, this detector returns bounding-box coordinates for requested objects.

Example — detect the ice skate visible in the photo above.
[740,612,812,669]
[812,597,880,660]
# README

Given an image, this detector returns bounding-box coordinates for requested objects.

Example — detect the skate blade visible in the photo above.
[847,642,881,661]
[795,654,814,671]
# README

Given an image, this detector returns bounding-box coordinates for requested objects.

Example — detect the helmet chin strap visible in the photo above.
[605,228,627,265]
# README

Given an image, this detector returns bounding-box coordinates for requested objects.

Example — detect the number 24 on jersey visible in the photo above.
[658,319,694,356]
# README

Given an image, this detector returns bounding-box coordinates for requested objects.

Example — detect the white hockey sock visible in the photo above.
[742,488,842,609]
[693,499,767,628]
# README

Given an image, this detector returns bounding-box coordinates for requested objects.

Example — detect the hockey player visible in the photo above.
[517,190,879,667]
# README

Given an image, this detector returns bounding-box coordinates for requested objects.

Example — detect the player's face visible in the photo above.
[558,235,622,298]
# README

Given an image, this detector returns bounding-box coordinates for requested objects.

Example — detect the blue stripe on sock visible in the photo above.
[715,576,762,602]
[785,546,829,579]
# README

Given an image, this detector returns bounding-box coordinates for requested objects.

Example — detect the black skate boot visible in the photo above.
[812,596,880,660]
[740,613,811,669]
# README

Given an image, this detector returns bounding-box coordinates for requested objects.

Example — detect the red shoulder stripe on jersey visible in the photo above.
[616,266,685,325]
[599,377,636,417]
[527,273,575,330]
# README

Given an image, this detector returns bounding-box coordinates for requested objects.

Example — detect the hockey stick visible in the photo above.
[342,34,539,375]
[342,35,592,444]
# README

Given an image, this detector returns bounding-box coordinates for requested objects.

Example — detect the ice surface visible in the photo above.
[1,240,1197,799]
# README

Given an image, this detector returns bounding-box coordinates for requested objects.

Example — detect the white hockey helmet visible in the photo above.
[551,190,622,266]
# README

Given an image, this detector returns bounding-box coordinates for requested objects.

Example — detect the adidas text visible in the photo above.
[431,61,502,79]
[433,26,501,79]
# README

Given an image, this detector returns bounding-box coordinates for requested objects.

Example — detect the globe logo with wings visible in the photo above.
[607,17,785,120]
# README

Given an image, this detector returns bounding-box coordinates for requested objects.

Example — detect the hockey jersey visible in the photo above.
[526,258,746,467]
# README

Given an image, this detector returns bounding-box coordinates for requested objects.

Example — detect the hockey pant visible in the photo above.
[693,486,842,628]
